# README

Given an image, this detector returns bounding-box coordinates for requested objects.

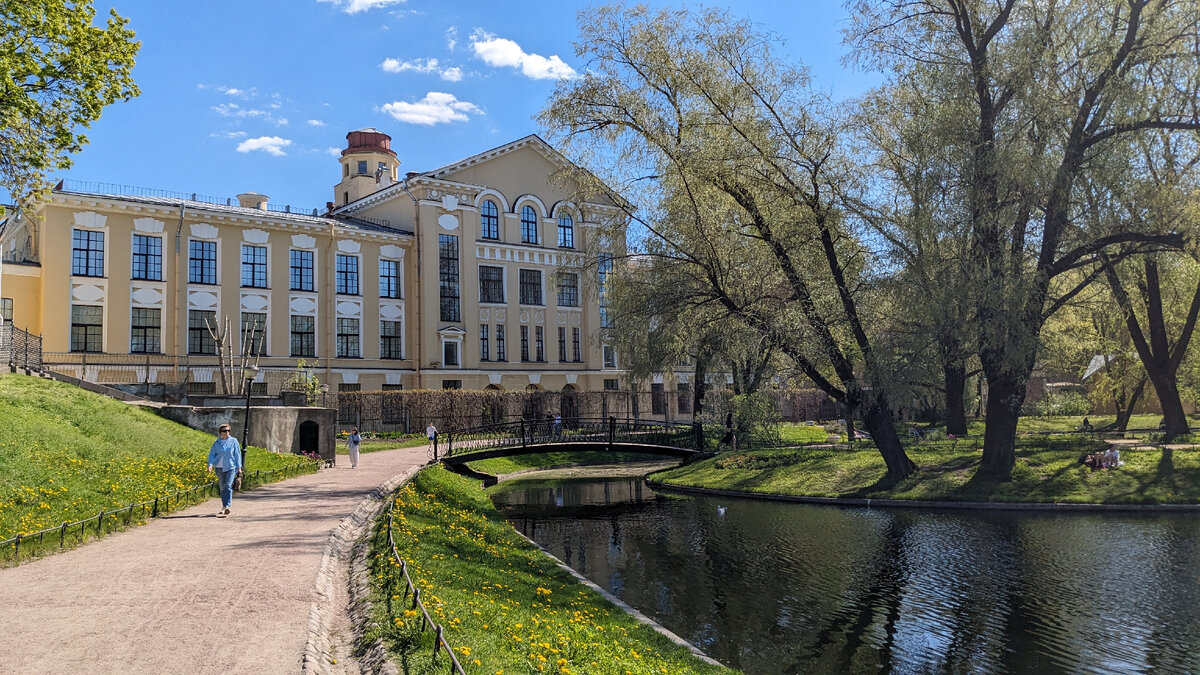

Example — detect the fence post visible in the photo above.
[608,416,616,451]
[60,521,67,548]
[520,420,527,449]
[152,496,159,518]
[97,510,104,534]
[434,625,443,658]
[13,534,20,559]
[433,433,439,461]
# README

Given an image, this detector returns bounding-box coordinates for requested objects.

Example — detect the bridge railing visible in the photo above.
[438,417,713,459]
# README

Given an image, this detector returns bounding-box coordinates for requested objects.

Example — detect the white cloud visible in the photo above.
[318,0,407,14]
[236,136,293,156]
[470,29,576,80]
[445,26,458,51]
[381,57,464,82]
[327,146,342,157]
[212,103,268,118]
[277,117,289,126]
[307,119,327,127]
[211,130,248,139]
[379,92,481,126]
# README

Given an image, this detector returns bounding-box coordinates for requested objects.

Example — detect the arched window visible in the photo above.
[481,200,499,239]
[521,205,539,244]
[557,213,574,248]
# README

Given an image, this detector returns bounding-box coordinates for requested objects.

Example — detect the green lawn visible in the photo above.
[367,466,730,673]
[652,438,1200,505]
[467,451,673,476]
[0,374,312,542]
[334,436,428,456]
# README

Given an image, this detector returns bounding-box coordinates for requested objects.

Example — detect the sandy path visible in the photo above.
[0,446,429,674]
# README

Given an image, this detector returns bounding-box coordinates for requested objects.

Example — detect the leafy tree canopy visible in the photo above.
[0,0,139,209]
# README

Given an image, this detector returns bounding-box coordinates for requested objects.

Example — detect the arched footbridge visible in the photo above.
[434,417,718,467]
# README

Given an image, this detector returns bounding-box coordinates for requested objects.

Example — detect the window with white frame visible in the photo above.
[439,235,460,321]
[557,213,574,248]
[131,235,162,281]
[188,310,216,354]
[290,315,315,357]
[380,320,403,359]
[556,272,579,307]
[520,205,539,244]
[130,308,160,354]
[496,324,507,361]
[241,312,266,356]
[379,258,402,299]
[241,245,268,288]
[603,344,617,369]
[443,339,460,367]
[189,240,217,284]
[70,305,103,352]
[519,269,542,305]
[481,199,500,239]
[337,318,361,358]
[480,324,490,361]
[290,249,314,291]
[336,255,360,295]
[535,326,545,362]
[479,265,505,304]
[71,230,104,277]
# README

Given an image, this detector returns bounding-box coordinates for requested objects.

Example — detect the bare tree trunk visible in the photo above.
[944,360,969,436]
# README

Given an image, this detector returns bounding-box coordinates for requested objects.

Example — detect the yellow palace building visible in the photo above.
[0,129,625,397]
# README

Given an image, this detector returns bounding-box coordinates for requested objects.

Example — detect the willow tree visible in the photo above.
[542,5,916,477]
[848,0,1200,478]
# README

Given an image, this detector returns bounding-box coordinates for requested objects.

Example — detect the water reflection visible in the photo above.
[491,477,1200,673]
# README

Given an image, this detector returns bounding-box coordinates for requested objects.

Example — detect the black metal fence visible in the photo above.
[39,352,313,398]
[437,417,712,460]
[1,323,42,371]
[2,459,319,564]
[384,494,466,674]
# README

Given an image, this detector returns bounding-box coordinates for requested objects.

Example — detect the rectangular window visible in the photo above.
[380,320,403,359]
[439,235,460,321]
[129,308,160,354]
[557,215,574,248]
[189,240,217,284]
[651,383,666,415]
[336,255,360,295]
[241,245,268,288]
[443,340,460,367]
[480,324,490,361]
[535,326,545,362]
[379,259,402,298]
[496,324,506,361]
[131,235,162,281]
[520,325,530,362]
[604,378,619,391]
[290,249,314,291]
[357,160,368,174]
[556,272,579,307]
[442,380,462,390]
[603,344,617,369]
[479,265,505,304]
[572,327,581,362]
[241,312,266,356]
[558,327,567,362]
[71,230,105,277]
[69,305,103,352]
[598,253,614,328]
[188,310,216,355]
[290,315,315,357]
[1,298,12,322]
[519,269,542,305]
[678,383,693,415]
[337,318,361,358]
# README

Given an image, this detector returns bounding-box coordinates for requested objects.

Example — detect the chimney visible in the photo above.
[236,192,269,210]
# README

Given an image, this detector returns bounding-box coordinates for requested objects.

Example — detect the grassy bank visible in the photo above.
[651,438,1200,505]
[467,450,676,476]
[334,436,428,456]
[0,374,312,540]
[366,466,730,673]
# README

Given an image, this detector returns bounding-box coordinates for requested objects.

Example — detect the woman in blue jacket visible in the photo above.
[207,423,243,517]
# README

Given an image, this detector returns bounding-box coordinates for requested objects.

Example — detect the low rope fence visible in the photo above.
[2,459,320,563]
[384,492,466,674]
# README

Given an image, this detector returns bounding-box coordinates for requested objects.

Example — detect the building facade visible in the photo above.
[0,129,625,396]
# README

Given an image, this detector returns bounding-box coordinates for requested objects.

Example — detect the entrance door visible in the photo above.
[298,420,320,455]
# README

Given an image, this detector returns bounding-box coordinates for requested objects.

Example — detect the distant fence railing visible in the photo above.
[2,459,319,564]
[385,493,466,674]
[1,323,42,370]
[437,416,711,459]
[40,352,312,396]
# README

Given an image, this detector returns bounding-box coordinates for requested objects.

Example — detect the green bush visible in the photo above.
[1025,390,1091,417]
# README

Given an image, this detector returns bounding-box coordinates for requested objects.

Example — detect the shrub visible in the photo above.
[1024,390,1091,417]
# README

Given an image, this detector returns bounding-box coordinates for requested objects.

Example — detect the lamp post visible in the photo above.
[242,364,259,471]
[320,383,329,408]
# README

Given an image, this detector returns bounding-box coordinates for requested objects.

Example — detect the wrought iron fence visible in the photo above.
[384,494,466,674]
[1,323,42,370]
[39,352,313,397]
[437,417,711,459]
[2,459,319,564]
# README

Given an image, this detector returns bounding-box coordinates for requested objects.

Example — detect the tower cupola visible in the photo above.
[334,128,400,206]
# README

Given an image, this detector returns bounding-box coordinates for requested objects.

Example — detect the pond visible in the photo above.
[489,474,1200,673]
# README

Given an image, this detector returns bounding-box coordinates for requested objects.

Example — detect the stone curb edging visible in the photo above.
[302,463,428,675]
[645,479,1200,512]
[511,530,724,668]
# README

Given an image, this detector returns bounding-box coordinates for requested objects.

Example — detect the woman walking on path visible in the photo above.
[207,424,243,517]
[347,427,362,468]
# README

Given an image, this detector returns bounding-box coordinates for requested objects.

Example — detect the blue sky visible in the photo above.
[28,0,879,211]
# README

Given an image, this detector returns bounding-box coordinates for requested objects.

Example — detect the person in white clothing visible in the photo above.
[347,427,362,468]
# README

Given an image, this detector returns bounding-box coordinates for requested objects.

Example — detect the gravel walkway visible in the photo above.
[0,446,429,674]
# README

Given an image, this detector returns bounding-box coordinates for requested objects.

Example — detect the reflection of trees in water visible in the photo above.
[499,480,1200,673]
